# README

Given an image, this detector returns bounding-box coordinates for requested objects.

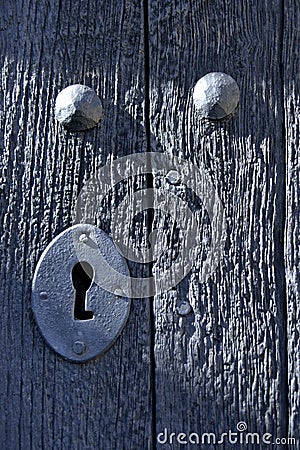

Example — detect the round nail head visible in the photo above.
[55,84,103,132]
[193,72,240,120]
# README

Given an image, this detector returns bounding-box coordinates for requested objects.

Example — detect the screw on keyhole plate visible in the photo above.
[72,261,94,320]
[32,224,131,363]
[73,340,86,355]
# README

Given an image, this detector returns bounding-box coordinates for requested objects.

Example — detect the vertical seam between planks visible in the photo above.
[279,0,289,439]
[143,0,157,448]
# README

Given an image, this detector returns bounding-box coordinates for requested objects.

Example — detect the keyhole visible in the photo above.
[72,261,94,320]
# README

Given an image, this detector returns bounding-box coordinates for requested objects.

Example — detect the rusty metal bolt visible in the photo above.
[55,84,103,132]
[193,72,240,120]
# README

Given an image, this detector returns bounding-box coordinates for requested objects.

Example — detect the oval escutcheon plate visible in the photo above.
[32,224,131,362]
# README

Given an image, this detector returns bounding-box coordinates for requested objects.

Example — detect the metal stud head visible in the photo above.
[193,72,240,120]
[55,84,103,132]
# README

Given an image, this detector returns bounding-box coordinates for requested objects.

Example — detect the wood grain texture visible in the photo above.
[284,0,300,445]
[148,0,289,446]
[1,1,299,449]
[0,1,152,449]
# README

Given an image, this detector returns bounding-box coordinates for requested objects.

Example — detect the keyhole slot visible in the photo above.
[72,261,94,320]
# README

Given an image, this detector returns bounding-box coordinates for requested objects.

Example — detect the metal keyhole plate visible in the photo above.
[32,224,131,362]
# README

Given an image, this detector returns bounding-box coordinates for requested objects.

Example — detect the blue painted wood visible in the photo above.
[0,0,299,448]
[0,0,152,449]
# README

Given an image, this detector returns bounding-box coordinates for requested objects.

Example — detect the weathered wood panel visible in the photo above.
[0,1,152,449]
[1,0,299,449]
[148,0,288,446]
[284,0,300,445]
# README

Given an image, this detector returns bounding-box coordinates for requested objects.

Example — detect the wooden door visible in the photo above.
[0,0,299,449]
